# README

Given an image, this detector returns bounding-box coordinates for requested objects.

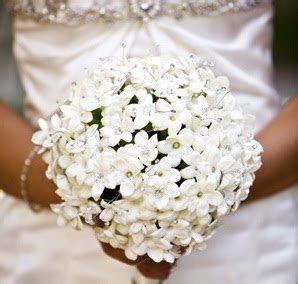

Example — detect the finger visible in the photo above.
[135,254,152,265]
[137,265,171,280]
[100,243,138,265]
[139,258,171,271]
[137,260,172,280]
[93,218,105,228]
[100,243,154,265]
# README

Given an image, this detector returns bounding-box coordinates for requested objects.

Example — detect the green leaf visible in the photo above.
[89,108,103,128]
[129,96,138,104]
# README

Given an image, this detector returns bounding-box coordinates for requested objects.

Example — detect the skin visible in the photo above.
[246,95,298,202]
[0,103,60,206]
[0,95,297,280]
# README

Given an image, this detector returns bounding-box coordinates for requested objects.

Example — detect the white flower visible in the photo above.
[130,236,174,263]
[118,131,158,167]
[125,89,156,129]
[32,114,66,147]
[143,181,180,211]
[187,93,209,117]
[65,156,88,185]
[101,114,134,146]
[115,198,156,223]
[79,201,102,224]
[134,131,158,166]
[180,152,202,179]
[94,149,124,190]
[154,77,180,100]
[65,124,100,154]
[80,96,101,112]
[158,128,194,165]
[95,221,128,249]
[51,204,83,230]
[111,155,144,197]
[153,98,192,135]
[100,201,117,223]
[180,179,223,216]
[60,98,92,131]
[146,157,181,187]
[84,173,105,201]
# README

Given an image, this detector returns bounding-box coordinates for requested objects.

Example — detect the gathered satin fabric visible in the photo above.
[0,2,297,283]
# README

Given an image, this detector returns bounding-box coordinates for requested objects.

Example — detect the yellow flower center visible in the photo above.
[126,171,133,178]
[172,142,180,149]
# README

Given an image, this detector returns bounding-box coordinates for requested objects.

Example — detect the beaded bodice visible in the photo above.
[5,0,270,25]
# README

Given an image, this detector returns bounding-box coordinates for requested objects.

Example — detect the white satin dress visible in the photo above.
[0,1,297,283]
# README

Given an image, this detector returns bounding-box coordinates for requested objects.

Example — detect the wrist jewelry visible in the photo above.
[20,146,42,212]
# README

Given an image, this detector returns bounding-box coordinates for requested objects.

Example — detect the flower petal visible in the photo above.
[81,97,101,111]
[134,130,148,145]
[121,132,133,143]
[66,163,80,177]
[156,99,171,112]
[134,115,149,129]
[180,166,196,179]
[32,131,47,145]
[148,248,164,263]
[129,222,143,235]
[92,183,104,201]
[167,169,181,183]
[120,181,135,197]
[51,114,61,128]
[158,141,172,154]
[124,248,138,261]
[196,199,209,216]
[206,191,223,206]
[100,208,114,222]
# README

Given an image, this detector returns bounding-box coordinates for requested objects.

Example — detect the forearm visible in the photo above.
[247,95,298,203]
[0,101,60,207]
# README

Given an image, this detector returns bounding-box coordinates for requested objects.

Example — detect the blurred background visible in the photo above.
[0,0,297,113]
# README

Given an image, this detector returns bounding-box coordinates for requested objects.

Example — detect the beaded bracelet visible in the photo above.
[20,146,42,212]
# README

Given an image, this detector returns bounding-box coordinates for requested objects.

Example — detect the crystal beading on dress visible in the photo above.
[5,0,270,24]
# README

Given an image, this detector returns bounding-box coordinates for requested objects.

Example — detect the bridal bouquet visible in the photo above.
[32,56,262,264]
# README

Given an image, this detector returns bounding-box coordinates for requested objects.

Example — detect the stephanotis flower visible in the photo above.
[51,204,83,230]
[60,97,93,131]
[158,128,194,165]
[119,131,158,167]
[101,114,134,146]
[180,179,223,217]
[110,155,144,198]
[84,172,105,201]
[94,149,128,190]
[135,131,158,166]
[65,124,100,154]
[125,232,175,263]
[114,198,157,224]
[154,77,180,99]
[32,114,68,147]
[32,56,262,264]
[153,98,192,135]
[143,181,180,211]
[180,152,203,179]
[125,91,156,130]
[146,157,181,187]
[65,155,89,185]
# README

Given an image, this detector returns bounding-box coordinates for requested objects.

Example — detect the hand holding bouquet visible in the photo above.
[33,56,262,280]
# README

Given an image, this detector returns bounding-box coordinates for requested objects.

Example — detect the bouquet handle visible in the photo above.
[132,269,163,284]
